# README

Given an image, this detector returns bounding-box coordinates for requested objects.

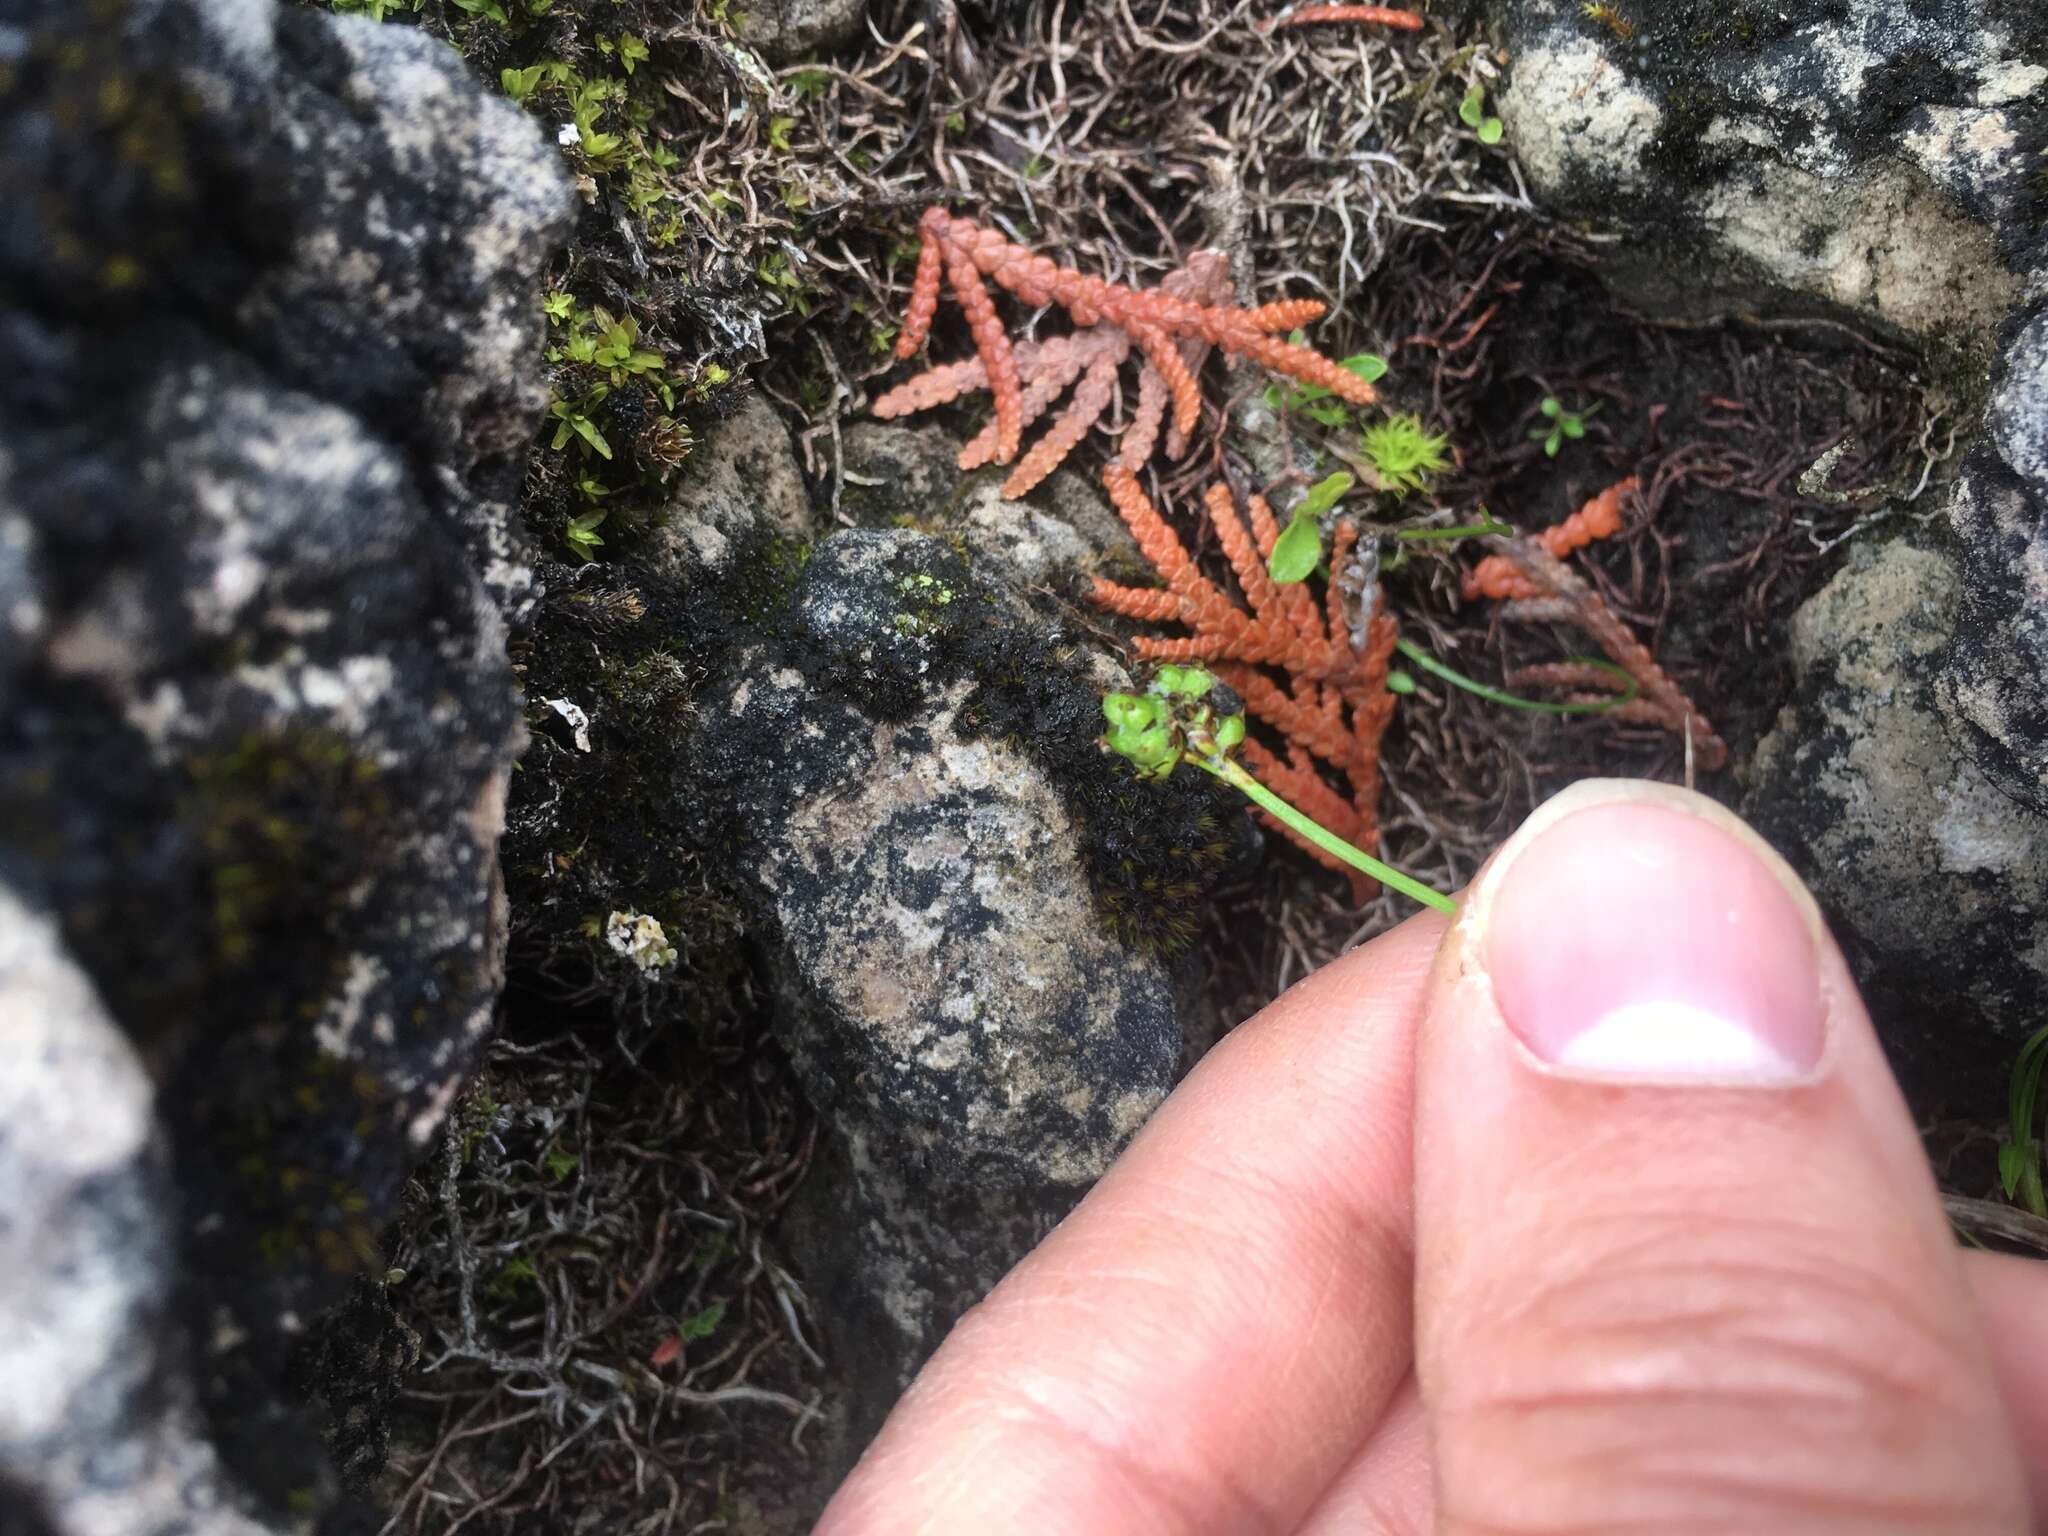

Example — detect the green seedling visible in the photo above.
[2000,1025,2048,1217]
[1459,83,1504,144]
[1264,351,1388,428]
[564,509,608,562]
[1100,666,1456,914]
[549,397,613,458]
[1530,395,1601,458]
[1268,472,1355,583]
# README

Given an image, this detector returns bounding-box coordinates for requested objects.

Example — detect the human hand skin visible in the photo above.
[815,780,2048,1535]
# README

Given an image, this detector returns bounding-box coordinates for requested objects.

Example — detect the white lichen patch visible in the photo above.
[544,696,593,752]
[605,910,677,972]
[232,652,399,744]
[1499,35,1662,194]
[1702,158,2017,345]
[313,951,392,1057]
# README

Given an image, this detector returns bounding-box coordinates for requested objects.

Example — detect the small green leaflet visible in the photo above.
[1268,472,1353,584]
[679,1302,725,1341]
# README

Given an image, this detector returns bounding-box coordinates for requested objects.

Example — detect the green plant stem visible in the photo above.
[1197,753,1457,915]
[1395,519,1513,541]
[1393,639,1639,716]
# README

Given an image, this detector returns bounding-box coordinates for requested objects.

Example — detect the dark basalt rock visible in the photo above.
[691,527,1187,1465]
[0,0,571,1529]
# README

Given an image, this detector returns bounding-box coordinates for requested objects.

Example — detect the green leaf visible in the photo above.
[1543,433,1561,457]
[1299,471,1354,519]
[679,1302,726,1341]
[2002,1142,2028,1200]
[1478,117,1504,145]
[1340,353,1389,384]
[1386,669,1417,695]
[571,416,612,459]
[1268,512,1324,584]
[1540,396,1562,418]
[617,31,649,72]
[767,114,796,152]
[1458,84,1485,127]
[1562,416,1586,439]
[542,1142,579,1181]
[501,64,547,103]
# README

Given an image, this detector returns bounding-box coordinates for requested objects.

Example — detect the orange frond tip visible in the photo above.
[1269,3,1426,30]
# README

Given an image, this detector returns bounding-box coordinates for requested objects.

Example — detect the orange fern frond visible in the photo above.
[876,210,1376,495]
[1462,476,1726,768]
[1092,466,1399,900]
[1463,474,1633,602]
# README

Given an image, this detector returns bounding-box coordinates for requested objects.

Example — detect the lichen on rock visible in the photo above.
[688,525,1218,1459]
[1495,0,2043,367]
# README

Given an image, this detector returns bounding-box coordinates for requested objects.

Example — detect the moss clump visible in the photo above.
[178,726,394,1013]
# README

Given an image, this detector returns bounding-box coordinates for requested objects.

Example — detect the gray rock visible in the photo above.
[1748,538,2048,1108]
[1937,310,2048,811]
[1490,0,2048,1104]
[647,393,815,584]
[0,891,277,1536]
[840,421,1141,595]
[1493,0,2043,366]
[0,0,570,1527]
[736,0,868,63]
[691,529,1185,1456]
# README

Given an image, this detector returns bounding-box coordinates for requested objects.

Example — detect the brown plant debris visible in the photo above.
[1465,475,1728,770]
[1091,465,1398,900]
[874,208,1377,495]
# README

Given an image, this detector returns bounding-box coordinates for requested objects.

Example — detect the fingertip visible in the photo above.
[1458,779,1828,1084]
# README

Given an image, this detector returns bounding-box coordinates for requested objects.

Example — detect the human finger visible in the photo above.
[1413,780,2029,1534]
[1293,1376,1434,1536]
[1965,1251,2048,1518]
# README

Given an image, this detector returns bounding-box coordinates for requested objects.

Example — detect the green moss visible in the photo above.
[180,727,391,987]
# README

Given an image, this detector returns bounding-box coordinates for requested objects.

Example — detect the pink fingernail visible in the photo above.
[1478,784,1825,1083]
